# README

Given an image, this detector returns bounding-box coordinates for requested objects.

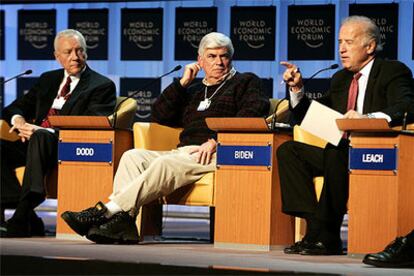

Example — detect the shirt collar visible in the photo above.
[202,67,237,86]
[358,58,374,79]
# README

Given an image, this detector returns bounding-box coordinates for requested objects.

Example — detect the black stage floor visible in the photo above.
[1,237,413,276]
[1,203,413,275]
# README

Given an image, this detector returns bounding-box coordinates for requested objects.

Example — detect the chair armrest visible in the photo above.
[266,98,289,124]
[293,125,327,149]
[108,97,138,130]
[133,122,182,151]
[0,119,19,141]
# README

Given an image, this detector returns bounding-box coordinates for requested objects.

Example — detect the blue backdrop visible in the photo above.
[1,0,413,106]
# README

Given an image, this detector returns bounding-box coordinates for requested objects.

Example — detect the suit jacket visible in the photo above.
[291,58,414,126]
[2,65,116,126]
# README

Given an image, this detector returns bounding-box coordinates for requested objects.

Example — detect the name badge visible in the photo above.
[197,99,211,111]
[58,142,113,163]
[51,97,66,110]
[217,145,271,166]
[349,148,397,171]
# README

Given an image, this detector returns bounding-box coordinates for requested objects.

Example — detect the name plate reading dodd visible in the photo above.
[217,145,271,167]
[349,148,397,171]
[58,142,112,163]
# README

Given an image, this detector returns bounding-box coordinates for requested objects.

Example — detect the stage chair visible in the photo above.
[292,125,327,242]
[108,96,138,129]
[135,98,289,241]
[267,98,289,125]
[133,122,215,206]
[133,122,216,240]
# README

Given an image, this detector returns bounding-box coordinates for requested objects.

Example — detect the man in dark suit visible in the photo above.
[0,29,116,237]
[277,16,414,255]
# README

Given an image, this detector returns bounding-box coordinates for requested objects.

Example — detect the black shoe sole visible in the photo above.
[363,259,414,268]
[284,249,302,254]
[61,212,88,236]
[87,230,139,245]
[300,249,344,256]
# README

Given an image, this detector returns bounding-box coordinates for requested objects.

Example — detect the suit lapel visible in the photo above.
[39,70,64,121]
[60,66,90,115]
[363,58,381,114]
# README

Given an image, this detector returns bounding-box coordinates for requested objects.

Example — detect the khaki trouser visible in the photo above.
[109,146,216,213]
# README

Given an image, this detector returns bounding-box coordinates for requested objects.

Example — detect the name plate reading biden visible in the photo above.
[58,142,113,163]
[217,145,271,167]
[349,148,397,171]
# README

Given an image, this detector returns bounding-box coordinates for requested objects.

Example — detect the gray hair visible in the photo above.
[342,15,383,53]
[198,32,234,57]
[54,29,87,56]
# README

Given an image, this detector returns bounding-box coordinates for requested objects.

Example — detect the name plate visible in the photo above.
[349,148,397,171]
[217,145,271,166]
[58,142,113,163]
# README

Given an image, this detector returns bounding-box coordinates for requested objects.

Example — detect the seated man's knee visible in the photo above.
[277,140,296,160]
[324,145,347,163]
[120,148,144,159]
[28,129,56,146]
[149,155,176,171]
[31,129,51,139]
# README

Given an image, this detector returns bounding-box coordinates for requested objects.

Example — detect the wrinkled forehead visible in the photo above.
[340,22,366,39]
[56,36,82,51]
[202,47,230,56]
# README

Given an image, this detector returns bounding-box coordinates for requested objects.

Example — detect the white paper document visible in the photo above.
[300,101,344,146]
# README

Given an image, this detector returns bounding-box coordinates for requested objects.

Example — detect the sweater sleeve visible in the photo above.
[151,80,188,127]
[234,73,270,117]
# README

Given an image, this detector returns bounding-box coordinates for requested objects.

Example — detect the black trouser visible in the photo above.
[277,140,349,224]
[1,129,58,208]
[1,139,26,207]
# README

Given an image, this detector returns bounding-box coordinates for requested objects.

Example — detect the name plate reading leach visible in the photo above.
[349,148,397,171]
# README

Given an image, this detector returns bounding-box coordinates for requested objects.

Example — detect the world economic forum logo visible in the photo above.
[123,21,160,50]
[20,22,53,49]
[290,19,332,49]
[233,20,272,49]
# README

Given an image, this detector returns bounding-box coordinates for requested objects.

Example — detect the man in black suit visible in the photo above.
[277,16,414,255]
[0,29,116,237]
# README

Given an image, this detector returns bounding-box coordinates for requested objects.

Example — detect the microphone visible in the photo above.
[110,65,182,129]
[1,69,32,84]
[303,64,338,85]
[402,111,408,131]
[269,98,288,130]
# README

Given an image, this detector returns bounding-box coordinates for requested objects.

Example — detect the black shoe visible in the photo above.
[284,240,311,254]
[300,240,343,255]
[29,211,45,237]
[61,202,109,236]
[0,218,31,238]
[363,236,414,268]
[86,212,139,245]
[0,210,44,238]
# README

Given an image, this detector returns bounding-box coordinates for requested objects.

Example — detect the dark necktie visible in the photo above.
[346,72,362,111]
[59,76,72,98]
[41,76,72,128]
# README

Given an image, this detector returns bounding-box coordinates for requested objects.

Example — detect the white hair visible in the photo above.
[54,29,88,56]
[342,15,383,53]
[198,32,234,57]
